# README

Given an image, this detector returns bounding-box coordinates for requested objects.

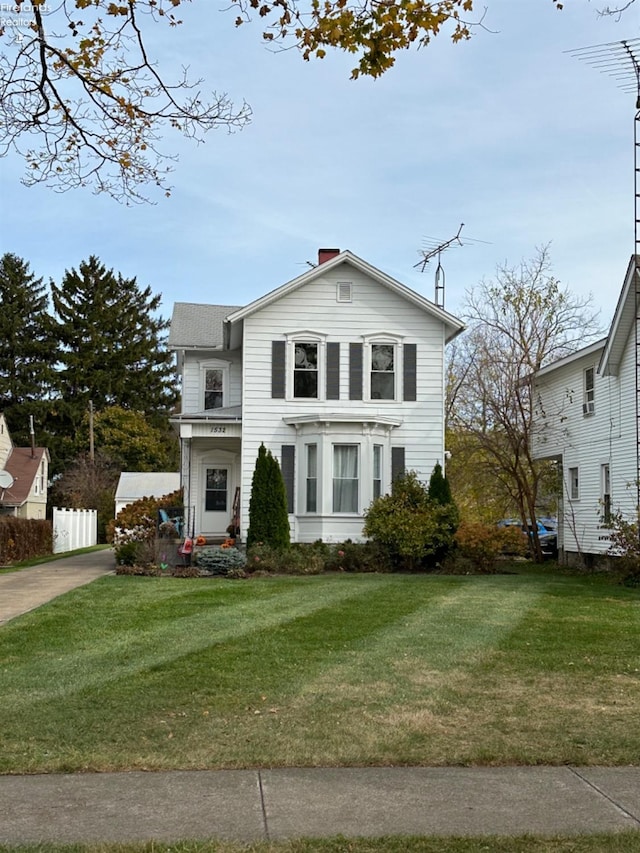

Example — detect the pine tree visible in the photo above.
[0,253,57,445]
[50,256,178,453]
[428,462,454,506]
[247,444,290,550]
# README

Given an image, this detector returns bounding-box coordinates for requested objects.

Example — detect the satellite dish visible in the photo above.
[0,470,14,489]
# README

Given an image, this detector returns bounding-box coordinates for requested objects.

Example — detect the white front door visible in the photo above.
[201,465,231,535]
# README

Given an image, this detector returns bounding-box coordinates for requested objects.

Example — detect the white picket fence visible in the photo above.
[53,507,98,554]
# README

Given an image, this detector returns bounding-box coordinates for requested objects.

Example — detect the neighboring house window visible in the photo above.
[294,342,318,398]
[568,466,579,501]
[601,463,612,526]
[371,344,395,400]
[40,461,45,494]
[205,368,223,409]
[373,445,383,500]
[583,367,595,415]
[306,444,318,512]
[333,444,359,513]
[205,468,227,511]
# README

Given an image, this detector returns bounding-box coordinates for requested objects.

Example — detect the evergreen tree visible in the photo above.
[0,253,57,445]
[428,462,454,506]
[247,443,290,550]
[50,256,178,457]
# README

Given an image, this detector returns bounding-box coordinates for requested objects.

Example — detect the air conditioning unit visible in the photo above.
[583,401,595,415]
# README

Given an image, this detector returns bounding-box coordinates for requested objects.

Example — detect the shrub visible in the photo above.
[246,444,290,550]
[608,511,640,585]
[453,522,525,573]
[108,488,183,566]
[194,546,247,577]
[364,471,458,571]
[0,518,52,565]
[247,543,325,575]
[324,539,393,573]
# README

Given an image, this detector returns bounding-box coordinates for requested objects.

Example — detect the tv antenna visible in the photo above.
[414,223,490,309]
[567,38,640,514]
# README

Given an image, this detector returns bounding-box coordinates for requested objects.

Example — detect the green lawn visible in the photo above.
[1,570,639,773]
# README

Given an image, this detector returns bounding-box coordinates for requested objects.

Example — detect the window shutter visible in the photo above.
[281,445,295,514]
[403,343,417,402]
[272,341,285,398]
[326,342,340,400]
[391,447,405,488]
[349,343,363,400]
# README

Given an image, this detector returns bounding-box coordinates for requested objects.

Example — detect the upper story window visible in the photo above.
[583,367,595,416]
[200,359,230,411]
[294,343,318,398]
[205,368,224,409]
[371,344,395,400]
[361,334,403,402]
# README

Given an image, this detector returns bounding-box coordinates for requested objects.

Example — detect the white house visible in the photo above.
[168,248,465,543]
[531,256,638,564]
[0,413,49,520]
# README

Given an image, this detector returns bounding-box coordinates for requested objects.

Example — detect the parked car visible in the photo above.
[497,518,558,559]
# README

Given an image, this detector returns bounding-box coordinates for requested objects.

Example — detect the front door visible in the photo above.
[201,466,231,535]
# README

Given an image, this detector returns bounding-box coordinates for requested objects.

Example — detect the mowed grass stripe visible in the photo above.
[0,575,399,706]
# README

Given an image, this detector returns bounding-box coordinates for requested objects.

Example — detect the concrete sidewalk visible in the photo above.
[0,548,115,625]
[1,766,640,843]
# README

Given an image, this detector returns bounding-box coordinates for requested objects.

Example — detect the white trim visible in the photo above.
[199,357,231,411]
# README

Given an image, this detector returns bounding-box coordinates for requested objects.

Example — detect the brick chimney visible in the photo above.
[318,248,340,265]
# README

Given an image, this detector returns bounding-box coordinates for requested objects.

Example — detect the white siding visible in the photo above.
[239,266,448,540]
[533,335,636,557]
[181,350,243,413]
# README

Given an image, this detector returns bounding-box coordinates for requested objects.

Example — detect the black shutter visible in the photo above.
[391,447,405,489]
[403,343,417,402]
[326,342,340,400]
[349,343,363,400]
[281,445,295,514]
[272,341,285,399]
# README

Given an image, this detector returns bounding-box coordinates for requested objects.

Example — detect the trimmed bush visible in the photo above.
[246,444,290,550]
[324,540,393,573]
[0,517,52,564]
[364,470,458,571]
[194,546,247,577]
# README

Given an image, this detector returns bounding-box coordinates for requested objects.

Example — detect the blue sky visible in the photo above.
[1,0,639,328]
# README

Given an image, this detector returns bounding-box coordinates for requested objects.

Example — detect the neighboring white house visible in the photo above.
[531,256,638,564]
[0,413,50,520]
[114,471,181,516]
[168,248,464,543]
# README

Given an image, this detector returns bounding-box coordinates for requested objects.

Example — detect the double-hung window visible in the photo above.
[205,368,224,409]
[333,444,359,513]
[306,444,318,512]
[583,367,595,415]
[373,445,383,500]
[601,463,612,526]
[371,344,395,400]
[201,359,229,410]
[294,343,318,398]
[568,466,579,501]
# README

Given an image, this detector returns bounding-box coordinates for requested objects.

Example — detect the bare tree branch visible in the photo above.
[0,0,251,202]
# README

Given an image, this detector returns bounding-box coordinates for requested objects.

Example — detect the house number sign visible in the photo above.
[210,426,226,434]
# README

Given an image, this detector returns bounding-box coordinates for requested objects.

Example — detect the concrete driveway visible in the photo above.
[0,548,115,625]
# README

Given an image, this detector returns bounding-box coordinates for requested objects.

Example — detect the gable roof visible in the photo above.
[0,447,48,508]
[599,255,638,378]
[115,472,180,504]
[168,303,242,349]
[225,250,465,343]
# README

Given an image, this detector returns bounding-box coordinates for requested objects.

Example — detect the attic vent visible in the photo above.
[337,281,352,303]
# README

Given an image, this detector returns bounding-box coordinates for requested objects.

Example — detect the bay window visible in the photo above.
[333,444,359,513]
